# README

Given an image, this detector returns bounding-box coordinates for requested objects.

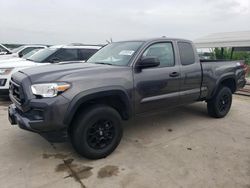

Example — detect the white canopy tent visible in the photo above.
[194,31,250,48]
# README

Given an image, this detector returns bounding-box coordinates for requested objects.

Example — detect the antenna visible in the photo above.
[106,38,113,44]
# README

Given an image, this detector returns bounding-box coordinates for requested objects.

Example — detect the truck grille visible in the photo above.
[9,80,25,105]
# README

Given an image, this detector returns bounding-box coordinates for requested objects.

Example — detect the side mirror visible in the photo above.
[18,52,23,58]
[136,57,160,69]
[49,57,60,63]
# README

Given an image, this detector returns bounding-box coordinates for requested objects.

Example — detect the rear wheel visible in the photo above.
[71,105,123,159]
[207,86,232,118]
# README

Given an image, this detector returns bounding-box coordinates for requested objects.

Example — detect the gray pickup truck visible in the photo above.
[8,38,247,159]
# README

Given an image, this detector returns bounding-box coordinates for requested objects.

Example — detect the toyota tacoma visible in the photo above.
[8,38,247,159]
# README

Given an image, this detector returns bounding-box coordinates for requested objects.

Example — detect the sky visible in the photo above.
[0,0,249,45]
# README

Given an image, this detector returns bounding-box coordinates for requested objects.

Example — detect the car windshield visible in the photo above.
[12,46,24,53]
[87,41,144,66]
[22,49,41,59]
[26,48,58,63]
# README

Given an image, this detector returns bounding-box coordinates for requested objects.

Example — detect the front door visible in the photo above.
[133,42,181,114]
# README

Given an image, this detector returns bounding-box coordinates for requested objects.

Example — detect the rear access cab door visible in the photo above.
[177,41,202,103]
[133,40,182,114]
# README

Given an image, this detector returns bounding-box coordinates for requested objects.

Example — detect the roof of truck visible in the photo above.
[114,37,192,43]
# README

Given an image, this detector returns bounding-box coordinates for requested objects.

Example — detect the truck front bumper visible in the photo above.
[8,96,70,133]
[8,104,38,132]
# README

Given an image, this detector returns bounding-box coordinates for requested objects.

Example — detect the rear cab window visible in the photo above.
[178,42,195,65]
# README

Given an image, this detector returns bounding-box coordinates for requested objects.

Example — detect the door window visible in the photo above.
[142,42,175,67]
[49,49,78,62]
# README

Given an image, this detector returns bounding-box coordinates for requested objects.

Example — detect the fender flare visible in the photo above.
[63,86,132,125]
[211,73,236,98]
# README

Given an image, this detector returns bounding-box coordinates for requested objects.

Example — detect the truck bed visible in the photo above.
[200,60,246,99]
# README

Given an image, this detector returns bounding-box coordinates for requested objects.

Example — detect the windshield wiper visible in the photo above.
[94,62,113,65]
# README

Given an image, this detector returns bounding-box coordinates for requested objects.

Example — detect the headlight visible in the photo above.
[31,83,70,98]
[0,68,13,75]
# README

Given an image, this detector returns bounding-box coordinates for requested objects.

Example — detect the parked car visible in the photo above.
[0,45,47,60]
[0,44,102,96]
[0,48,43,64]
[8,38,246,159]
[0,44,12,55]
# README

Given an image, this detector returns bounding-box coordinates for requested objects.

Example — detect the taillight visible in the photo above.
[238,61,248,77]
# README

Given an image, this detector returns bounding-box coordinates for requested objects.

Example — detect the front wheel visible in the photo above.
[71,105,123,159]
[207,86,232,118]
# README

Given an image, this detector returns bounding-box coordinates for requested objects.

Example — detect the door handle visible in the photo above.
[169,72,180,77]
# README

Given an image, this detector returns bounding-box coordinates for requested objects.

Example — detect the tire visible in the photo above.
[71,105,123,159]
[207,86,232,118]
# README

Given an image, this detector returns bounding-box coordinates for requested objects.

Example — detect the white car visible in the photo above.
[0,44,11,55]
[0,44,102,96]
[0,45,46,60]
[0,48,43,64]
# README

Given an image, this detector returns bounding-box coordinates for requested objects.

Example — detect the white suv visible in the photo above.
[0,44,102,96]
[0,45,47,60]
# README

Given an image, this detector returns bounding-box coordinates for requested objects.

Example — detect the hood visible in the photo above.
[0,59,39,68]
[19,62,130,83]
[0,53,18,60]
[0,57,23,64]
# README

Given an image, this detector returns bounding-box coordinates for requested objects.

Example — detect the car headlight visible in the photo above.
[31,83,70,98]
[0,68,13,75]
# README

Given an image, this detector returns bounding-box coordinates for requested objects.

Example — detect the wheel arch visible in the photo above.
[63,87,132,126]
[211,74,236,98]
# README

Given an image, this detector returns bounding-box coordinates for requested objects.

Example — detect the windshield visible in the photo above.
[22,49,41,59]
[26,48,58,63]
[12,46,24,53]
[87,41,144,66]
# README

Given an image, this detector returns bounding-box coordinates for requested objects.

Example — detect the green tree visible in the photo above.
[213,48,250,65]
